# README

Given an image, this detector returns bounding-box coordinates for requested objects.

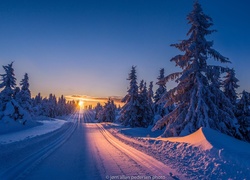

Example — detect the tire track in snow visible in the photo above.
[96,123,182,179]
[0,113,79,180]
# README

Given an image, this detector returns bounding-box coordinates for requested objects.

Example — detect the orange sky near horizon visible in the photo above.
[65,95,124,109]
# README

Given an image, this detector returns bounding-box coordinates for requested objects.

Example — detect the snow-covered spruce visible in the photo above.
[154,68,171,119]
[0,62,33,131]
[15,73,33,117]
[147,81,154,114]
[153,1,242,139]
[222,68,239,106]
[120,67,154,128]
[98,99,116,122]
[94,102,103,120]
[137,80,154,127]
[120,66,141,127]
[236,91,250,141]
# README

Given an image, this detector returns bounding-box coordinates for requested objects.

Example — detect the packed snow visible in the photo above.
[0,119,67,144]
[104,123,250,179]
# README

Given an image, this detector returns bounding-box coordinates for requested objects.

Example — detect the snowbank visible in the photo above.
[0,119,67,144]
[104,124,250,179]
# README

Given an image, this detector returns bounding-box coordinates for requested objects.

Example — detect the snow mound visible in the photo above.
[165,127,250,153]
[166,127,212,150]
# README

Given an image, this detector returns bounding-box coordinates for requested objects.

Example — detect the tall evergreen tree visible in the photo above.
[16,73,33,114]
[154,68,169,117]
[95,102,103,120]
[236,91,250,141]
[120,66,140,127]
[223,68,239,105]
[0,62,30,125]
[138,81,153,127]
[148,81,154,105]
[0,62,16,104]
[154,68,166,103]
[153,1,241,139]
[57,95,67,116]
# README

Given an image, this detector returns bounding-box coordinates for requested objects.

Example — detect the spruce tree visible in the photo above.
[154,68,166,103]
[95,102,103,120]
[236,91,250,141]
[16,73,33,114]
[120,66,140,127]
[148,81,154,106]
[0,62,30,125]
[138,81,153,127]
[223,68,239,105]
[154,68,169,117]
[100,99,116,122]
[153,1,241,139]
[0,62,16,104]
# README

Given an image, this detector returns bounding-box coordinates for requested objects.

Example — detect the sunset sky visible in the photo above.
[0,0,250,102]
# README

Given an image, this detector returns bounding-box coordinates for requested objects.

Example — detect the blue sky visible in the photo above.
[0,0,250,98]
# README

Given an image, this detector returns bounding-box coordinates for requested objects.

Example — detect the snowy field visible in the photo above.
[103,123,250,179]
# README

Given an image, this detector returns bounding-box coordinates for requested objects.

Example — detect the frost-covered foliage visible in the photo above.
[15,73,33,115]
[222,68,239,105]
[236,91,250,141]
[153,1,242,139]
[0,62,31,126]
[120,66,140,127]
[154,68,170,118]
[154,68,166,104]
[32,93,75,118]
[147,81,154,105]
[99,99,116,122]
[137,80,154,127]
[94,102,103,120]
[0,62,16,104]
[120,66,154,128]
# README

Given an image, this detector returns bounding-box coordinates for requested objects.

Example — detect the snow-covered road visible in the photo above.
[3,110,181,180]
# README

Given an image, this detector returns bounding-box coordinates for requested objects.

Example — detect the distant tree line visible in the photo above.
[0,62,76,127]
[119,1,250,142]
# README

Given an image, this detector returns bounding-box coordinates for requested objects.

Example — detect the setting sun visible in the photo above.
[78,100,84,108]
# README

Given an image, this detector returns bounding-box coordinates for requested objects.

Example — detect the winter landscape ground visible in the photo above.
[0,110,249,180]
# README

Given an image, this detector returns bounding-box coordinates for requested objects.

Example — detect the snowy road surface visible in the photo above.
[0,110,181,180]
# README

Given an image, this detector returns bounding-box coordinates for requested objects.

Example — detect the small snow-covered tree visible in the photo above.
[57,95,67,116]
[154,68,169,117]
[154,68,166,103]
[16,73,33,114]
[236,91,250,141]
[153,1,241,139]
[32,93,43,116]
[99,99,116,122]
[48,94,57,118]
[0,62,30,125]
[148,81,154,105]
[222,68,239,105]
[95,102,103,120]
[0,62,16,104]
[137,80,154,127]
[120,66,140,127]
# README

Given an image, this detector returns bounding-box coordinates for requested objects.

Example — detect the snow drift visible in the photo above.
[106,124,250,179]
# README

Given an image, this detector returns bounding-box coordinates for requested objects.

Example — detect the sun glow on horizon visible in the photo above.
[78,100,84,109]
[66,95,124,108]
